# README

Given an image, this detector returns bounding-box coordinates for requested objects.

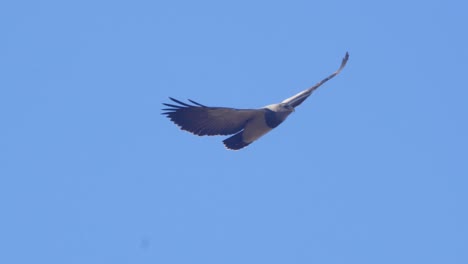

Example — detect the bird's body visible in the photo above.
[225,105,294,149]
[162,52,349,150]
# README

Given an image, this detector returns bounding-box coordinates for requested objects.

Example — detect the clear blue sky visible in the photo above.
[1,0,467,263]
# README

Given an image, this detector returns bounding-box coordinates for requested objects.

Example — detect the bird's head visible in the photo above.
[281,103,295,112]
[264,103,295,113]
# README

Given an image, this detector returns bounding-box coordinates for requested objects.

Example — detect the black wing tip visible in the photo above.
[163,97,207,108]
[342,52,349,66]
[161,97,203,112]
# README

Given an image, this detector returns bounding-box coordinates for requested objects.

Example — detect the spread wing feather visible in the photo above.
[282,52,349,108]
[162,97,258,136]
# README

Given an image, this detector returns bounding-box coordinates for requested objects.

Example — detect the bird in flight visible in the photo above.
[162,52,349,150]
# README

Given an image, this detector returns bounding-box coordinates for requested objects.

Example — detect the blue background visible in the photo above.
[1,0,467,263]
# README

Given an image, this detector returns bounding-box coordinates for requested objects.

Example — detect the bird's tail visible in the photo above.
[223,131,250,150]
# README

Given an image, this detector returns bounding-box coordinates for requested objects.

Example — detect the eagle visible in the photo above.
[162,52,349,150]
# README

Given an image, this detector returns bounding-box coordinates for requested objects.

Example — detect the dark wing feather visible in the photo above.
[162,97,258,136]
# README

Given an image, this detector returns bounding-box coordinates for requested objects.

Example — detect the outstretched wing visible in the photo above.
[162,97,258,136]
[282,52,349,108]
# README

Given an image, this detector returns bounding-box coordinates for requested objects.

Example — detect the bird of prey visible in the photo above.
[162,52,349,150]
